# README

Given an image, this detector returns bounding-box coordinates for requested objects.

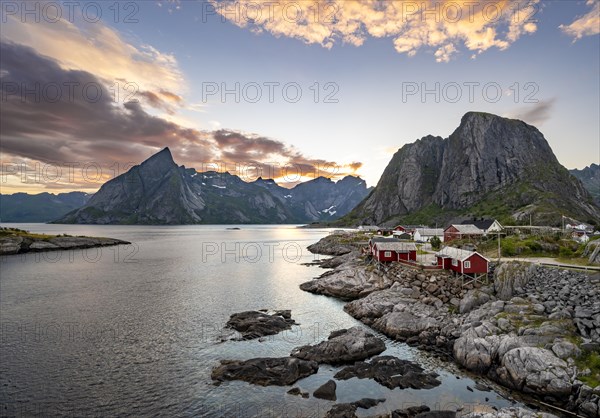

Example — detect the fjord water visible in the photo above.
[1,224,516,417]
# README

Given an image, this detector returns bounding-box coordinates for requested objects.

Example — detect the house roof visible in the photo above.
[369,237,401,243]
[461,219,498,230]
[448,224,485,234]
[375,242,417,252]
[415,228,444,236]
[436,246,489,262]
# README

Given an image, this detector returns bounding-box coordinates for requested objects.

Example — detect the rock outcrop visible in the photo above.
[0,235,130,255]
[300,257,391,300]
[324,398,385,418]
[334,355,441,389]
[224,310,297,340]
[211,357,318,386]
[495,347,573,397]
[290,327,385,365]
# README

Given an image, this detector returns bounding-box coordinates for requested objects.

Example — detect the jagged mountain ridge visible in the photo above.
[342,112,600,226]
[253,175,371,221]
[52,148,370,224]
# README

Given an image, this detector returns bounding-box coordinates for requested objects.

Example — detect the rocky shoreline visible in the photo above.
[301,235,600,417]
[0,235,131,255]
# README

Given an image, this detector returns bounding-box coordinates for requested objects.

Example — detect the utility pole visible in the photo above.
[497,232,501,261]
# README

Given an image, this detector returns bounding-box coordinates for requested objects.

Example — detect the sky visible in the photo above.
[0,0,599,194]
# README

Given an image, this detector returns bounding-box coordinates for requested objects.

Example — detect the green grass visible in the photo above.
[0,227,58,239]
[576,351,600,388]
[0,227,76,240]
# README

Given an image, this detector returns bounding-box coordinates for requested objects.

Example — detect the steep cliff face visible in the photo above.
[345,112,600,226]
[571,164,600,204]
[53,148,370,224]
[355,135,445,223]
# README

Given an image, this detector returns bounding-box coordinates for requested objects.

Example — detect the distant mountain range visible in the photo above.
[0,192,90,222]
[570,164,600,205]
[340,112,600,227]
[3,112,597,227]
[39,148,371,224]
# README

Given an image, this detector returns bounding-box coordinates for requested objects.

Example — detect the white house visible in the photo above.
[461,219,503,234]
[358,225,379,232]
[413,228,444,243]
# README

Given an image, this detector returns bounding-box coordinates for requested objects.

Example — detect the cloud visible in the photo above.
[508,99,556,126]
[1,2,185,103]
[560,0,600,40]
[210,0,539,61]
[138,90,184,114]
[0,41,360,192]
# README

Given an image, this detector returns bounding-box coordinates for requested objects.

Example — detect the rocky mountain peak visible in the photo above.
[52,149,371,224]
[342,112,600,226]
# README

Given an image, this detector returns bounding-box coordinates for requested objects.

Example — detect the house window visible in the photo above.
[452,259,458,266]
[464,260,471,269]
[384,251,391,257]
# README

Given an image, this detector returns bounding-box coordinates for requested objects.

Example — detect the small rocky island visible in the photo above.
[0,227,130,255]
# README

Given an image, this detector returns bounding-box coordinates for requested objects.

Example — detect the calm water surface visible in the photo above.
[1,224,519,417]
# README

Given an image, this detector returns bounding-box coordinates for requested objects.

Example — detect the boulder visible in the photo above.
[373,311,437,339]
[0,236,24,255]
[225,310,296,340]
[313,380,337,401]
[496,347,573,397]
[551,340,582,360]
[453,333,500,372]
[344,283,413,320]
[211,357,318,386]
[459,290,491,314]
[334,355,441,390]
[291,327,385,365]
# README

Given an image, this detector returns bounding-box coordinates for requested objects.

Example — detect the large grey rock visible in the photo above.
[496,347,573,396]
[373,311,437,339]
[494,262,537,301]
[0,236,23,254]
[344,283,420,320]
[460,290,491,314]
[300,259,390,300]
[291,327,385,365]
